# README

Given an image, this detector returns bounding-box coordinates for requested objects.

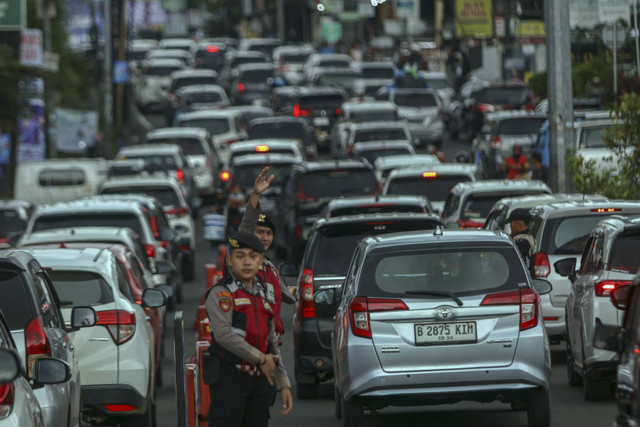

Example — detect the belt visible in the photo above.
[235,361,264,378]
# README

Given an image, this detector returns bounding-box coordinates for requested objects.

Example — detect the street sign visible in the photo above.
[20,29,43,67]
[602,23,627,50]
[0,0,26,29]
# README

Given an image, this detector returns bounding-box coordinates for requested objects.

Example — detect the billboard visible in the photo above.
[455,0,492,39]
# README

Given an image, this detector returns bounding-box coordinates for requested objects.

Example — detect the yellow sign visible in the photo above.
[455,0,493,39]
[518,20,545,38]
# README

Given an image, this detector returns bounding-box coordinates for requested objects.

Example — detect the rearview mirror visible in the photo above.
[8,232,23,247]
[0,348,21,383]
[33,358,71,384]
[155,284,174,299]
[142,288,167,308]
[592,318,622,353]
[71,306,97,329]
[554,258,577,278]
[531,278,552,295]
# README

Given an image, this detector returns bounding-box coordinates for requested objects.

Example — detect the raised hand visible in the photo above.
[252,166,275,196]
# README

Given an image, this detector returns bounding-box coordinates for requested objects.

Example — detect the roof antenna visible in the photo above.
[433,225,443,236]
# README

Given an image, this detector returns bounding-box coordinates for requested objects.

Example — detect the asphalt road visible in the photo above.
[143,111,617,426]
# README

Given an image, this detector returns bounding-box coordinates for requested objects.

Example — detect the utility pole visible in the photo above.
[545,0,573,193]
[115,0,127,132]
[103,0,113,148]
[276,0,284,41]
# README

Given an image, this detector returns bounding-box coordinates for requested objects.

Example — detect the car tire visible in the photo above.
[566,338,582,386]
[295,382,318,399]
[341,397,364,427]
[526,388,550,427]
[334,386,342,419]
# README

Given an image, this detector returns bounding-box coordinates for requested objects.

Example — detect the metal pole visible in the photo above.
[545,0,574,193]
[276,0,284,41]
[635,2,640,75]
[174,311,187,427]
[42,0,51,52]
[614,21,618,96]
[103,0,113,142]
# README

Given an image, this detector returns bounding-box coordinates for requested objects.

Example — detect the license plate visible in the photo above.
[414,322,477,345]
[313,117,330,126]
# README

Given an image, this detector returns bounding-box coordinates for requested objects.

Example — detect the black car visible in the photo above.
[292,213,442,398]
[325,194,433,217]
[230,63,280,105]
[276,160,380,262]
[248,117,317,160]
[0,200,34,244]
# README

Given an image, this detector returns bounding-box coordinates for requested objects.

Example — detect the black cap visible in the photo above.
[507,208,531,223]
[256,211,275,233]
[228,231,265,253]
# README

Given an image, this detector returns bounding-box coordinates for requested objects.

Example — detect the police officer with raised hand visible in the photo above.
[205,231,293,426]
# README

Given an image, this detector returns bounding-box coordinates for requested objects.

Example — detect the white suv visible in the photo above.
[28,247,165,425]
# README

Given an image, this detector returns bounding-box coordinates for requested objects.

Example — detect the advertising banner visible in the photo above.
[54,108,99,154]
[20,28,43,67]
[18,78,46,163]
[455,0,492,39]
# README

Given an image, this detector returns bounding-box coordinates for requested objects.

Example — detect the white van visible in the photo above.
[14,158,109,205]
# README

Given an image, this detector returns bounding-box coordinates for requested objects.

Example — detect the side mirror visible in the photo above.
[0,348,21,383]
[71,306,97,329]
[593,318,622,353]
[314,288,337,306]
[159,228,177,243]
[554,258,577,278]
[154,260,176,275]
[531,278,553,295]
[8,232,23,247]
[610,284,634,310]
[33,358,71,384]
[155,283,174,299]
[279,262,300,277]
[141,288,167,308]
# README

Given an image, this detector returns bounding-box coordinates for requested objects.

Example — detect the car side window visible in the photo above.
[581,236,603,274]
[115,261,134,302]
[128,253,149,289]
[442,194,459,219]
[29,263,60,328]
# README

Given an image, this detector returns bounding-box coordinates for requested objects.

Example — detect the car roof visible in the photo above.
[375,154,439,169]
[343,101,396,111]
[361,228,514,249]
[0,200,32,210]
[147,127,209,140]
[315,212,442,229]
[83,195,163,211]
[573,118,615,128]
[100,175,182,190]
[595,215,640,235]
[310,53,351,61]
[352,140,414,151]
[170,69,217,79]
[293,159,373,172]
[492,193,608,211]
[175,84,226,95]
[34,199,146,216]
[118,144,183,155]
[144,58,185,67]
[484,110,547,120]
[177,109,239,120]
[230,139,300,151]
[0,249,38,270]
[354,61,396,69]
[19,227,138,247]
[531,200,640,218]
[449,179,551,196]
[387,163,477,178]
[231,153,303,166]
[25,247,117,279]
[327,195,430,210]
[249,117,308,126]
[274,86,346,96]
[351,121,408,131]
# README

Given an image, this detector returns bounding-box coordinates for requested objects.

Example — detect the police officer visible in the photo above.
[508,208,536,272]
[205,231,293,426]
[238,166,297,345]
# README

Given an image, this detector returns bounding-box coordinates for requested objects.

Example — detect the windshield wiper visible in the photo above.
[405,290,463,306]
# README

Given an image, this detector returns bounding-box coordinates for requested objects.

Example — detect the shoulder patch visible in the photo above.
[217,291,232,298]
[219,299,231,312]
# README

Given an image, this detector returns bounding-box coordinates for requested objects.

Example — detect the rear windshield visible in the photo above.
[148,138,206,155]
[318,59,350,67]
[543,215,613,255]
[609,236,640,274]
[33,213,145,239]
[361,67,395,79]
[101,187,181,207]
[281,53,311,64]
[579,126,611,148]
[47,271,114,307]
[249,123,306,140]
[299,95,344,111]
[172,76,217,91]
[179,117,230,135]
[229,148,295,164]
[317,73,358,88]
[231,57,266,68]
[498,118,546,136]
[0,210,26,236]
[232,163,293,187]
[359,245,525,297]
[123,154,178,171]
[476,87,530,106]
[328,204,427,218]
[359,148,412,164]
[300,169,378,199]
[351,110,398,123]
[393,94,438,108]
[127,50,147,61]
[145,66,182,77]
[425,78,451,90]
[240,69,274,82]
[0,270,33,330]
[386,175,472,202]
[461,195,505,220]
[184,92,224,105]
[354,129,406,142]
[308,220,440,276]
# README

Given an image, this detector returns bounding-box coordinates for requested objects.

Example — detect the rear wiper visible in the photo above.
[405,290,463,306]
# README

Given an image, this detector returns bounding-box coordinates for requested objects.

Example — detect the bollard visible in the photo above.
[174,311,188,427]
[186,363,198,427]
[205,264,217,288]
[198,317,212,342]
[193,305,207,331]
[196,341,211,421]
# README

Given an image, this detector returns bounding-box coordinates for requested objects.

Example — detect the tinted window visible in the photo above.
[249,123,306,140]
[0,210,26,236]
[299,95,344,111]
[461,195,505,220]
[358,148,412,164]
[386,175,472,202]
[498,118,545,136]
[33,213,145,239]
[179,118,230,135]
[47,271,114,306]
[393,94,438,108]
[145,66,182,76]
[300,169,378,198]
[148,138,206,155]
[123,154,178,170]
[172,76,216,91]
[39,169,86,186]
[328,204,426,217]
[230,56,266,68]
[609,235,640,274]
[101,187,181,207]
[359,246,525,297]
[229,148,296,164]
[318,59,350,67]
[232,163,293,187]
[361,67,395,79]
[240,69,274,82]
[544,215,610,255]
[281,53,311,63]
[0,270,33,330]
[354,129,406,142]
[351,110,398,123]
[476,87,531,105]
[317,73,359,88]
[184,92,224,105]
[579,126,611,148]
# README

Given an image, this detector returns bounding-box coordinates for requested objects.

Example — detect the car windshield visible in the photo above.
[358,246,525,297]
[361,67,395,79]
[47,271,114,307]
[579,126,611,148]
[179,117,230,135]
[0,210,26,236]
[281,53,312,64]
[123,154,178,171]
[393,94,438,108]
[101,187,181,207]
[249,123,306,140]
[351,110,398,123]
[300,169,378,199]
[232,163,293,187]
[476,87,530,105]
[33,213,145,239]
[309,220,439,276]
[328,204,426,218]
[173,77,217,91]
[358,148,412,164]
[498,118,546,135]
[546,215,612,255]
[0,270,32,330]
[299,95,344,111]
[184,92,224,105]
[317,73,358,88]
[240,69,274,82]
[354,129,406,142]
[461,195,504,220]
[148,137,205,155]
[386,175,472,202]
[145,66,182,77]
[425,78,451,90]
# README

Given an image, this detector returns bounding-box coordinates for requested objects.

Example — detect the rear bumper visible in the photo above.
[82,384,147,416]
[293,318,333,380]
[540,297,566,339]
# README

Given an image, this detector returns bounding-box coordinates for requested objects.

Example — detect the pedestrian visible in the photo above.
[507,208,536,272]
[239,167,297,347]
[226,186,246,233]
[530,151,550,186]
[504,144,529,179]
[204,231,293,426]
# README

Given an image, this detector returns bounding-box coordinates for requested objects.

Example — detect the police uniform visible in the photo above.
[205,232,291,426]
[239,204,296,343]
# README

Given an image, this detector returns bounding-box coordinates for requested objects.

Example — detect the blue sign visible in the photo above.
[113,61,130,84]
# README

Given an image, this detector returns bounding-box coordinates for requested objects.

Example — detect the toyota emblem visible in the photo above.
[435,307,454,320]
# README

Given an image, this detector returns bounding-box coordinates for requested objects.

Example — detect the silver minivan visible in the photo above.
[330,229,552,427]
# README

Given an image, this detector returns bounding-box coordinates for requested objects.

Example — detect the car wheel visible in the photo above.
[526,388,550,427]
[334,386,342,419]
[341,397,364,427]
[295,382,318,399]
[566,337,582,386]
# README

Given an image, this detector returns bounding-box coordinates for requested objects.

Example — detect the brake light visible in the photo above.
[335,108,342,115]
[349,296,370,338]
[96,310,136,344]
[220,170,231,182]
[422,171,437,178]
[491,136,502,149]
[0,383,14,419]
[105,404,137,413]
[595,280,632,297]
[481,288,540,330]
[347,145,354,157]
[300,268,315,318]
[533,252,550,277]
[292,104,309,117]
[206,45,219,53]
[368,298,408,312]
[456,219,484,229]
[150,216,159,239]
[476,103,495,113]
[237,83,245,94]
[166,206,189,218]
[590,208,621,213]
[255,145,270,152]
[176,169,185,183]
[160,241,169,249]
[145,244,156,259]
[25,316,51,378]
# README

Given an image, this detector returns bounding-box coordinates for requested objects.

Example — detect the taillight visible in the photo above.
[176,169,185,183]
[105,404,137,413]
[368,298,408,312]
[476,103,495,113]
[347,145,354,156]
[160,241,169,249]
[533,252,550,277]
[292,104,309,117]
[335,108,342,115]
[150,216,159,239]
[166,207,189,218]
[25,315,51,378]
[491,136,502,149]
[145,244,156,259]
[220,170,231,182]
[96,310,136,344]
[300,268,315,318]
[456,219,484,229]
[349,296,370,338]
[0,383,14,419]
[481,288,540,331]
[237,83,245,94]
[595,280,632,297]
